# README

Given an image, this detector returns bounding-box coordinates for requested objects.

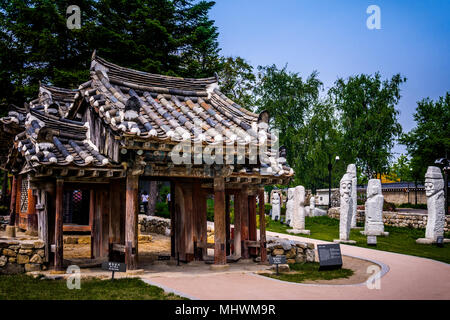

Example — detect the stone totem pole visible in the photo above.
[417,166,450,244]
[347,164,359,229]
[362,179,388,236]
[334,173,356,243]
[288,186,310,235]
[309,196,315,217]
[271,192,281,221]
[285,188,294,225]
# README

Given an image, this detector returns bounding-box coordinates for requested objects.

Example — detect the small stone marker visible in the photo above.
[102,261,126,280]
[280,217,284,224]
[317,244,342,270]
[367,235,377,246]
[436,236,444,248]
[286,219,291,226]
[269,255,287,275]
[274,216,279,222]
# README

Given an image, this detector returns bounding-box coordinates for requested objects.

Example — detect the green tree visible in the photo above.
[254,64,322,179]
[386,154,413,182]
[0,0,220,112]
[329,73,406,179]
[217,56,256,110]
[400,92,450,182]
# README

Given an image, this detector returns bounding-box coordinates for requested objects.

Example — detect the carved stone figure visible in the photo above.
[363,179,387,236]
[309,196,315,216]
[347,164,358,228]
[334,173,355,243]
[271,192,281,221]
[285,188,294,225]
[417,166,449,244]
[288,186,310,234]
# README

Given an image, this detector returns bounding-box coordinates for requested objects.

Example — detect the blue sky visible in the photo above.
[209,0,450,158]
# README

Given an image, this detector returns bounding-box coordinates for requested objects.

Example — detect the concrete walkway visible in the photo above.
[142,231,450,300]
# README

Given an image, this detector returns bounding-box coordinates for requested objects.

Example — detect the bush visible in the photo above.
[383,200,396,212]
[265,204,272,215]
[154,202,170,219]
[397,203,427,210]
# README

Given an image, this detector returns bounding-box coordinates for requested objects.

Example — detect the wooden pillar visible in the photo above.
[258,189,267,263]
[54,179,64,271]
[89,189,95,259]
[8,175,17,226]
[225,194,231,256]
[248,195,257,256]
[125,174,139,270]
[27,189,38,235]
[193,181,207,260]
[170,180,176,258]
[213,177,226,264]
[240,185,249,259]
[233,192,242,258]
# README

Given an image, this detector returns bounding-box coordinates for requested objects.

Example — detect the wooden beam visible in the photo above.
[125,174,138,270]
[54,179,64,271]
[213,177,226,265]
[258,189,267,263]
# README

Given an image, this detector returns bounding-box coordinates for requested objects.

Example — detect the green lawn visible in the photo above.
[260,262,353,283]
[266,215,450,264]
[0,275,186,300]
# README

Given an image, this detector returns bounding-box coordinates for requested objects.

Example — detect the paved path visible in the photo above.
[142,232,450,300]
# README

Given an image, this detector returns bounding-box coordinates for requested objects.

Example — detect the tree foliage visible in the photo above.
[400,92,450,182]
[329,73,405,179]
[0,0,220,110]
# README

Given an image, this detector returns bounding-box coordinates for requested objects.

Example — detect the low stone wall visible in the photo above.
[139,215,171,236]
[328,207,450,232]
[0,239,46,274]
[266,237,315,265]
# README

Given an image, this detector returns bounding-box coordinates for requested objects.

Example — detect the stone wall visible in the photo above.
[328,207,450,232]
[0,239,46,274]
[139,215,171,236]
[266,237,315,265]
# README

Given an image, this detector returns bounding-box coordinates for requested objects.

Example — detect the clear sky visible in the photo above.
[209,0,450,158]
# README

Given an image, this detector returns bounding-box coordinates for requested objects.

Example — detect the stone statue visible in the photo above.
[363,179,387,236]
[417,166,449,244]
[285,188,294,225]
[288,186,310,234]
[334,173,355,243]
[310,196,315,216]
[271,192,281,221]
[347,164,358,228]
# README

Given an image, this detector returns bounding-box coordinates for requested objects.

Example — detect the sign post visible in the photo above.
[317,244,343,270]
[102,261,126,280]
[268,255,286,275]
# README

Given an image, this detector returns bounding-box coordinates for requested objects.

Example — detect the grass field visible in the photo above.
[0,275,186,300]
[266,215,450,264]
[260,262,353,283]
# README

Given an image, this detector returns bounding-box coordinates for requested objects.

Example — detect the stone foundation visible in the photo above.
[0,239,46,274]
[139,215,171,236]
[328,207,449,232]
[266,237,315,267]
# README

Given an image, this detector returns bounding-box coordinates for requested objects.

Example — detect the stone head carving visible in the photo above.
[367,179,382,198]
[288,188,294,200]
[424,166,444,197]
[272,192,280,204]
[295,185,305,205]
[340,173,352,198]
[346,164,356,179]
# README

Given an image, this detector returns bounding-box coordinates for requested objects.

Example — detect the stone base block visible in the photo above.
[5,225,16,238]
[360,231,389,237]
[287,229,311,235]
[416,238,450,245]
[333,239,356,244]
[209,264,230,271]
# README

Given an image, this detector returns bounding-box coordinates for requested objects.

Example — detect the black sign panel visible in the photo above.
[317,244,342,270]
[269,255,286,265]
[102,261,126,272]
[436,236,444,248]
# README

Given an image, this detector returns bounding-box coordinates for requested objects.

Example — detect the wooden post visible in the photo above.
[233,192,241,258]
[213,177,226,264]
[259,189,267,263]
[125,174,139,270]
[240,185,249,259]
[193,181,207,260]
[225,194,231,256]
[170,180,175,258]
[54,179,64,271]
[89,189,94,259]
[9,175,17,226]
[248,195,257,256]
[27,189,38,235]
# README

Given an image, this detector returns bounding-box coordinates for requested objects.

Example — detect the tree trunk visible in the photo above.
[147,181,158,216]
